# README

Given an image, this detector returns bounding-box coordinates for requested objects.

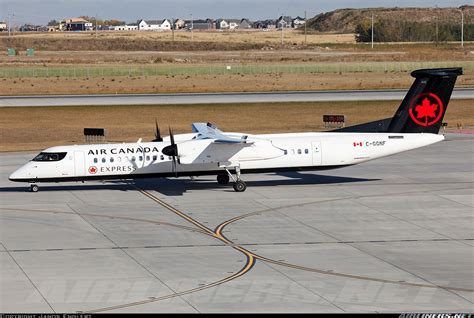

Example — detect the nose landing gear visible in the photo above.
[30,184,39,192]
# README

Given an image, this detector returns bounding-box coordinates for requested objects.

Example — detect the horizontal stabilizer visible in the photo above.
[191,122,253,144]
[333,118,392,133]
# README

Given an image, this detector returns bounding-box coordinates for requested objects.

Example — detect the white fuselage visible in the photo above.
[9,132,444,182]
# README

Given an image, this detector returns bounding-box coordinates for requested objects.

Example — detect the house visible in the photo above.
[216,19,229,29]
[238,18,252,29]
[0,22,7,31]
[292,16,305,28]
[60,18,93,31]
[226,19,241,30]
[113,24,138,31]
[138,19,171,31]
[276,16,292,29]
[185,19,215,30]
[253,19,276,29]
[173,18,185,30]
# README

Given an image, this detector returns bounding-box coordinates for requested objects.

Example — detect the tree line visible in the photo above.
[355,19,473,42]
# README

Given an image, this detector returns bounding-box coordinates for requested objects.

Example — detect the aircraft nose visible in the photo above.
[9,165,29,182]
[9,169,22,181]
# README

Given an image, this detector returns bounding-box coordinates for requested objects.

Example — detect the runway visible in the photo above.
[0,133,473,312]
[1,88,473,107]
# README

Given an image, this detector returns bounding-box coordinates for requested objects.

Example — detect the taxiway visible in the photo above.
[1,88,473,107]
[0,134,473,312]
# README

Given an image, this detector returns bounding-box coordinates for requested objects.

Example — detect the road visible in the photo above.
[1,88,473,107]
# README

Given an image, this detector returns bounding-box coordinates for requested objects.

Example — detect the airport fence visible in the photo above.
[0,61,471,78]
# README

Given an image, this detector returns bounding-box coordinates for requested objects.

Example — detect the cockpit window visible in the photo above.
[32,152,67,162]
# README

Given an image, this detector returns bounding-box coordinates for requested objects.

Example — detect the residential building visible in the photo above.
[185,19,215,30]
[276,16,293,29]
[0,22,7,31]
[216,19,229,29]
[226,19,241,30]
[238,18,252,29]
[60,18,93,31]
[253,19,276,29]
[113,24,138,31]
[292,16,306,28]
[173,18,185,30]
[138,19,171,31]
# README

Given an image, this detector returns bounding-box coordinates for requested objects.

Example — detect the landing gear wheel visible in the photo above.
[30,184,39,192]
[233,180,247,192]
[217,174,230,185]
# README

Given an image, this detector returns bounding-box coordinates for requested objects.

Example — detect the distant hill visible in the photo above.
[307,6,474,33]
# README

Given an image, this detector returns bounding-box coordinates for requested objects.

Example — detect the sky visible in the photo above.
[0,0,470,25]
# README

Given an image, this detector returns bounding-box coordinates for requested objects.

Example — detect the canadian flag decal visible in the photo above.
[353,142,363,147]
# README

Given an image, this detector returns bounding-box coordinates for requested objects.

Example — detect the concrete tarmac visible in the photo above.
[0,134,473,312]
[1,88,473,107]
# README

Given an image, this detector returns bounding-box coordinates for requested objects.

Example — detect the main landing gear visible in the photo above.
[217,174,230,185]
[220,166,246,192]
[30,184,39,192]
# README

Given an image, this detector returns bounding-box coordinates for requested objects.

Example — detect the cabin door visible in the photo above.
[74,151,86,176]
[311,141,322,166]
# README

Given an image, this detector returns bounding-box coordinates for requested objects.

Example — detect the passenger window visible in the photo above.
[160,155,164,160]
[110,157,114,163]
[283,150,287,155]
[153,155,157,161]
[298,149,302,155]
[132,156,136,162]
[146,156,150,161]
[305,149,309,154]
[291,149,295,155]
[102,158,106,163]
[139,156,143,161]
[117,157,122,162]
[94,158,98,163]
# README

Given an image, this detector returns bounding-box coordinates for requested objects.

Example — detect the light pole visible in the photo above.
[171,18,175,42]
[8,14,10,37]
[371,13,374,49]
[461,9,464,48]
[280,14,284,46]
[191,13,193,41]
[304,10,307,45]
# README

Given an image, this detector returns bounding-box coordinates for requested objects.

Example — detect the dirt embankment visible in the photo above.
[0,36,264,52]
[308,6,474,33]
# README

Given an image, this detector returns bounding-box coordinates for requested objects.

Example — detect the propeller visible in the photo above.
[162,126,178,177]
[152,119,163,142]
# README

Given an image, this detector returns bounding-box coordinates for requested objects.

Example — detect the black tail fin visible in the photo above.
[387,67,462,134]
[334,67,462,134]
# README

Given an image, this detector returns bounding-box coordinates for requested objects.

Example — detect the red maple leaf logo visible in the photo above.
[88,166,97,174]
[409,93,444,127]
[415,97,438,120]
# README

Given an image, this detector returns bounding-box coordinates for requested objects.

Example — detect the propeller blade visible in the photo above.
[172,156,177,177]
[169,126,175,145]
[153,119,163,142]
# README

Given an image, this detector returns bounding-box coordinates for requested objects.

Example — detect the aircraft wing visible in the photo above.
[191,122,253,144]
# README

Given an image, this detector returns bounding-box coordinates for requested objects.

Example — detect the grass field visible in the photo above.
[1,70,472,95]
[0,30,355,50]
[0,31,472,95]
[1,61,471,78]
[1,100,472,152]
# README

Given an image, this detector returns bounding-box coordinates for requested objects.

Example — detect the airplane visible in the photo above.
[9,68,462,193]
